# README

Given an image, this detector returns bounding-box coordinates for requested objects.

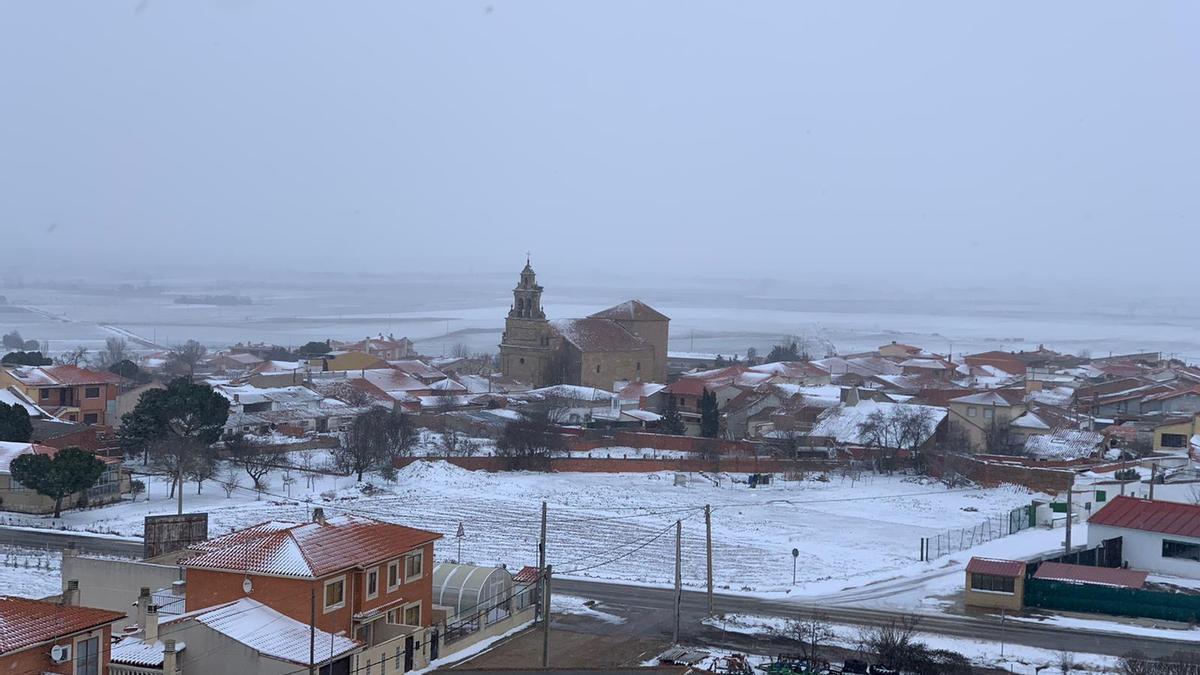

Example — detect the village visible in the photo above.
[1,262,1200,675]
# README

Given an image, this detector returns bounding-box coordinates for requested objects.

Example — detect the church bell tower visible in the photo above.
[499,256,554,386]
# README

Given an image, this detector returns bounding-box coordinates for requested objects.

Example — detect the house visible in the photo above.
[112,598,359,675]
[337,335,415,361]
[747,361,831,386]
[180,510,442,671]
[879,341,925,359]
[209,351,265,374]
[113,381,166,429]
[0,442,129,514]
[964,557,1025,611]
[1087,496,1200,577]
[1141,387,1200,416]
[1152,414,1200,453]
[308,351,390,373]
[808,397,947,449]
[0,593,125,675]
[0,364,122,425]
[946,390,1026,452]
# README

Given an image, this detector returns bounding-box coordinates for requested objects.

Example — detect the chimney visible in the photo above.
[163,638,178,674]
[171,579,186,597]
[312,507,326,525]
[62,579,79,607]
[233,393,240,404]
[841,387,861,406]
[135,587,151,628]
[145,605,159,641]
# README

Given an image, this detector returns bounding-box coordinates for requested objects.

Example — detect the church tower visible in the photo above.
[499,257,556,386]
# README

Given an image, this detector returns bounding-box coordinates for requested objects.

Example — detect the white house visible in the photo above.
[1086,496,1200,577]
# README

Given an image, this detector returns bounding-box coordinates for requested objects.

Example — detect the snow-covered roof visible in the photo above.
[1010,411,1052,431]
[587,299,669,322]
[0,441,60,474]
[550,318,648,353]
[521,384,614,401]
[0,387,55,419]
[428,378,468,392]
[111,638,187,667]
[617,381,666,401]
[1023,429,1104,460]
[184,515,441,578]
[769,384,843,406]
[810,400,947,446]
[621,409,662,422]
[165,598,358,666]
[1028,386,1075,407]
[950,391,1020,406]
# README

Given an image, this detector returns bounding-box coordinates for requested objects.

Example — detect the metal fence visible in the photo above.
[919,504,1035,561]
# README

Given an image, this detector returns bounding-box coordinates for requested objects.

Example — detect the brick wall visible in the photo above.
[396,455,845,474]
[926,452,1073,493]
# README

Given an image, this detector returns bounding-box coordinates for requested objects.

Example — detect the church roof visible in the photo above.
[588,300,669,322]
[550,319,650,353]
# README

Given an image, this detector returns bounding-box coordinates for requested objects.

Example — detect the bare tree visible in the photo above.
[772,611,834,664]
[857,615,921,670]
[495,410,564,471]
[334,407,411,481]
[187,452,218,494]
[97,337,130,368]
[1057,650,1077,675]
[218,465,242,498]
[226,433,288,490]
[857,406,935,474]
[55,345,90,367]
[984,418,1014,454]
[451,343,471,358]
[168,340,208,379]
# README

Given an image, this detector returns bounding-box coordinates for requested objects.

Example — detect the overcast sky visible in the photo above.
[1,1,1196,290]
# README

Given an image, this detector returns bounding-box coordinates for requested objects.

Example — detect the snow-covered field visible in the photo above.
[3,458,1043,595]
[0,545,67,599]
[705,613,1122,674]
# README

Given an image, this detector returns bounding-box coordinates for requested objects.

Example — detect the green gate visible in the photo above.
[1025,578,1200,623]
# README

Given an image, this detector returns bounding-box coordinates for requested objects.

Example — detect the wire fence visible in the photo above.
[919,504,1034,561]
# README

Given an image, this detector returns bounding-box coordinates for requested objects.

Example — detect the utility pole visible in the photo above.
[1064,479,1074,554]
[542,565,552,668]
[308,588,316,675]
[674,519,682,644]
[176,468,183,516]
[704,505,713,616]
[1150,463,1157,500]
[537,502,547,623]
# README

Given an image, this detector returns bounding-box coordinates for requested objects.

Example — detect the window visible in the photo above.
[519,357,525,364]
[40,389,50,400]
[967,406,977,418]
[324,576,346,611]
[405,551,423,581]
[83,413,98,424]
[404,602,421,626]
[1162,434,1189,448]
[1163,539,1200,562]
[366,567,379,600]
[75,635,100,675]
[595,364,601,373]
[983,408,994,420]
[84,386,100,398]
[387,560,400,590]
[636,361,641,371]
[970,573,1015,594]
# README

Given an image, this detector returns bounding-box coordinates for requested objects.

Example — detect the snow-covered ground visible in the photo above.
[0,545,68,599]
[706,613,1121,675]
[3,458,1044,595]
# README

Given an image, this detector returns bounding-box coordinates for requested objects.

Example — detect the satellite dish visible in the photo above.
[243,578,253,594]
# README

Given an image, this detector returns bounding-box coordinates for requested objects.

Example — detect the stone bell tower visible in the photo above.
[499,257,556,386]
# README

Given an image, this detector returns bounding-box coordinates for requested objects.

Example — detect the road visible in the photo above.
[2,526,1192,659]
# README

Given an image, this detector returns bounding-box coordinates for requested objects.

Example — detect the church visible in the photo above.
[499,260,669,389]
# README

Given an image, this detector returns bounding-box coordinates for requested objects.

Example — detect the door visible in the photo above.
[430,630,439,661]
[404,635,414,672]
[1102,536,1123,568]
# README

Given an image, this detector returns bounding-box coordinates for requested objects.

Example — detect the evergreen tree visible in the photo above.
[9,447,106,517]
[0,402,33,442]
[660,396,686,435]
[119,378,229,496]
[699,388,721,438]
[1,350,52,366]
[765,342,801,364]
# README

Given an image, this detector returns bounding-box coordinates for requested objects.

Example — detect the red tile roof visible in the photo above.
[513,566,540,584]
[588,300,669,322]
[0,597,125,654]
[4,365,121,387]
[184,515,442,579]
[965,557,1025,577]
[1033,562,1148,589]
[1088,496,1200,539]
[662,378,712,397]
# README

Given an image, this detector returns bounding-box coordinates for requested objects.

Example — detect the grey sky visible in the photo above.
[2,1,1196,288]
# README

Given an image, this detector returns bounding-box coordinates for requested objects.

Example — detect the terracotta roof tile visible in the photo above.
[185,515,441,578]
[0,596,125,653]
[1033,562,1147,589]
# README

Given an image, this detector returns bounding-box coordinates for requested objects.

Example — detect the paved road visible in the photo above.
[3,526,1192,659]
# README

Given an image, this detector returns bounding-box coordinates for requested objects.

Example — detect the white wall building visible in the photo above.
[1086,496,1200,578]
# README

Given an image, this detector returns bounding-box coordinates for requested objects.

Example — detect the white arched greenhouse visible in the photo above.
[432,563,514,625]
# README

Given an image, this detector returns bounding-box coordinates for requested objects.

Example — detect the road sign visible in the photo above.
[792,548,799,558]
